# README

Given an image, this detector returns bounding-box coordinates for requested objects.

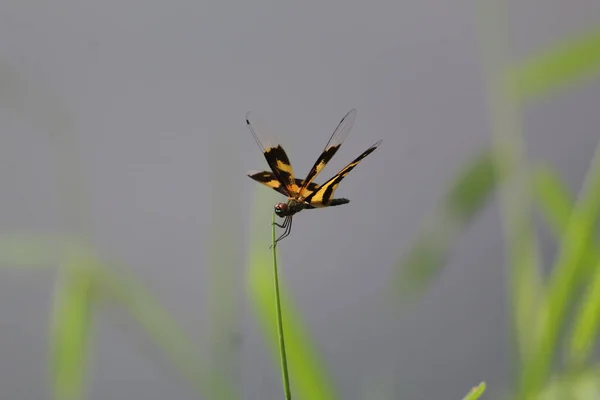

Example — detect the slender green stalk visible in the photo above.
[271,213,292,400]
[248,190,338,400]
[475,0,541,369]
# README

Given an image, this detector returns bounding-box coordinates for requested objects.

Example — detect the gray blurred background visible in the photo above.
[0,0,599,399]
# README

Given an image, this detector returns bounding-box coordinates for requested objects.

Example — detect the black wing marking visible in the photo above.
[305,140,382,207]
[248,170,320,197]
[303,198,350,209]
[297,109,357,198]
[246,111,298,196]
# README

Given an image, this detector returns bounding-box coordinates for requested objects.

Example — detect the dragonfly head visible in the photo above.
[274,202,289,217]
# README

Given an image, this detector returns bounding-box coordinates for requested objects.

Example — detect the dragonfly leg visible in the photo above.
[272,215,290,229]
[270,217,293,248]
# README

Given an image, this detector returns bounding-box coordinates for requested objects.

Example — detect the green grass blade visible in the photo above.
[532,165,600,366]
[532,165,600,284]
[512,25,600,102]
[271,214,292,400]
[247,189,339,400]
[531,166,574,234]
[50,258,96,400]
[519,139,600,397]
[476,0,542,369]
[392,149,500,300]
[532,161,600,365]
[0,234,218,398]
[94,266,211,398]
[0,234,88,269]
[444,150,500,224]
[537,367,600,400]
[462,381,486,400]
[568,256,600,366]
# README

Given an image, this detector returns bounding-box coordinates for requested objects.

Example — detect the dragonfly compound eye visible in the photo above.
[274,203,288,216]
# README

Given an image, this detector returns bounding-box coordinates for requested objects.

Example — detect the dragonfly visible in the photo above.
[246,109,382,246]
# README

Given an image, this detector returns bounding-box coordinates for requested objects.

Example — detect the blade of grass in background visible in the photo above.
[94,264,211,398]
[0,234,89,269]
[568,256,600,367]
[537,366,600,400]
[247,188,339,400]
[518,139,600,398]
[50,257,96,400]
[509,16,600,399]
[533,163,600,290]
[0,62,97,400]
[512,25,600,103]
[533,163,600,368]
[532,166,575,236]
[0,233,221,399]
[392,19,600,306]
[476,0,542,367]
[392,149,501,301]
[461,381,486,400]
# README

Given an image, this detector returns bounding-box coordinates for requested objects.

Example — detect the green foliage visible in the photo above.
[1,2,600,400]
[393,5,600,398]
[512,26,600,102]
[393,150,500,301]
[536,367,600,399]
[517,141,600,398]
[0,237,215,399]
[246,190,339,400]
[50,257,96,400]
[463,382,487,400]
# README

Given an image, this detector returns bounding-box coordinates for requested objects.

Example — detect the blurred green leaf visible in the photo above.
[0,233,88,269]
[0,233,216,398]
[475,0,543,368]
[568,256,600,366]
[512,25,600,102]
[462,381,486,400]
[533,165,600,282]
[393,149,500,300]
[247,189,339,400]
[50,258,96,400]
[509,220,543,363]
[94,265,211,398]
[537,367,600,400]
[444,150,499,224]
[531,165,600,366]
[519,140,600,397]
[532,166,574,234]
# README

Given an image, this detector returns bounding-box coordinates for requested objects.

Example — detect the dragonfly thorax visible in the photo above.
[274,199,304,217]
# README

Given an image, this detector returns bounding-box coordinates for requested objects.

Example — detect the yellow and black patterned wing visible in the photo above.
[297,109,356,199]
[304,140,382,207]
[246,111,299,196]
[248,170,320,197]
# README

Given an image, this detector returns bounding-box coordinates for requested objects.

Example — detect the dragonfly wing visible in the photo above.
[297,109,357,198]
[246,111,299,196]
[305,140,382,207]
